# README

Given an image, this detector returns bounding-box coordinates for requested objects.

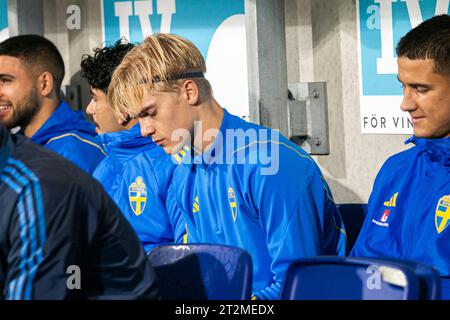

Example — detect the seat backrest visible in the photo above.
[281,256,425,300]
[147,244,253,300]
[336,203,367,251]
[374,257,441,300]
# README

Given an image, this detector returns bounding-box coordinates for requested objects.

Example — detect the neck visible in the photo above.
[24,98,60,137]
[192,98,224,155]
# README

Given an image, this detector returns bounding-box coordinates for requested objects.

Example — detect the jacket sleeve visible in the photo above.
[89,184,161,300]
[350,156,392,257]
[1,172,77,300]
[2,165,160,300]
[0,188,40,300]
[166,181,191,244]
[249,156,347,300]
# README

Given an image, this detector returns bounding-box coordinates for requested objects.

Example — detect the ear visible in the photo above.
[38,72,55,97]
[182,79,200,105]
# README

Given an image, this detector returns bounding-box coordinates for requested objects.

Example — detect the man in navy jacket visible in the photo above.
[0,124,160,299]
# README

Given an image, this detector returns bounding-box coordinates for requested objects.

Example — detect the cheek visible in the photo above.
[3,87,17,103]
[97,104,110,119]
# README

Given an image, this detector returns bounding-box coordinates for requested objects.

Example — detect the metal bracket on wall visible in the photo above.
[288,82,330,155]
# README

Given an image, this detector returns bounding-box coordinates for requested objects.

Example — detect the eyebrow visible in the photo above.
[0,74,15,79]
[136,105,154,118]
[396,76,431,88]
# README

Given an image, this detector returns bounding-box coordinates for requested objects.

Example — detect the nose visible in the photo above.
[400,87,417,112]
[139,118,156,137]
[86,99,95,115]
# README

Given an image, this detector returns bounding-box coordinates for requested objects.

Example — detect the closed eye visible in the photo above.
[414,86,429,93]
[137,105,156,118]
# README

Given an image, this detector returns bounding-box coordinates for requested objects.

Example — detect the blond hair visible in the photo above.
[108,33,212,122]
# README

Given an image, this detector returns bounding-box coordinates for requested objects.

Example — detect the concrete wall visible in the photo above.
[286,0,410,203]
[43,0,103,113]
[40,0,410,203]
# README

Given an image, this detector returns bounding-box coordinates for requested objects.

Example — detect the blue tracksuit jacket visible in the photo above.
[351,136,450,299]
[168,108,347,300]
[31,101,105,174]
[93,124,185,252]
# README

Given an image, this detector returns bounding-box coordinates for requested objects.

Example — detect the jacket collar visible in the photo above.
[32,101,96,144]
[405,136,450,166]
[95,123,153,154]
[191,108,230,168]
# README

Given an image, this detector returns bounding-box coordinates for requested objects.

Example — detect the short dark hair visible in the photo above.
[396,14,450,75]
[80,39,135,93]
[0,34,65,96]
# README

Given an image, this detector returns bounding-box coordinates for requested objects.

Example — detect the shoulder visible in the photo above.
[93,156,122,189]
[125,147,177,188]
[45,132,105,173]
[46,132,105,156]
[228,123,319,179]
[376,145,417,178]
[9,136,105,204]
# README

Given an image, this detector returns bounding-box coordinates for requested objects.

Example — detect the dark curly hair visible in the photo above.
[80,39,135,93]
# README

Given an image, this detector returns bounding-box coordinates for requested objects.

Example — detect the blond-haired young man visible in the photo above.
[109,33,347,300]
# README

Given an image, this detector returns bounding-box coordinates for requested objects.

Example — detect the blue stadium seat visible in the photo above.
[147,244,253,300]
[280,256,440,300]
[336,203,367,251]
[373,257,441,300]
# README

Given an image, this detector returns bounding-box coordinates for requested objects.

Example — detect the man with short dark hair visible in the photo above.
[0,34,104,174]
[0,124,160,299]
[80,39,185,252]
[352,14,450,299]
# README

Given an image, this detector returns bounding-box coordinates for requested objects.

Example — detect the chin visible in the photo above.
[162,145,173,155]
[413,129,441,139]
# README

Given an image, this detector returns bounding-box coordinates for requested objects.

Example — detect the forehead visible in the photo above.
[91,86,107,97]
[141,88,176,106]
[397,58,438,80]
[0,55,28,75]
[398,57,450,86]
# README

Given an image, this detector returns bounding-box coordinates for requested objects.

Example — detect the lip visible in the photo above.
[153,138,164,146]
[411,116,426,125]
[0,105,12,117]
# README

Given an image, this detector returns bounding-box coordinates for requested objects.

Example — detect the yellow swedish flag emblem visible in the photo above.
[383,192,398,207]
[435,195,450,234]
[228,187,238,222]
[172,145,191,164]
[128,176,147,216]
[192,196,200,213]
